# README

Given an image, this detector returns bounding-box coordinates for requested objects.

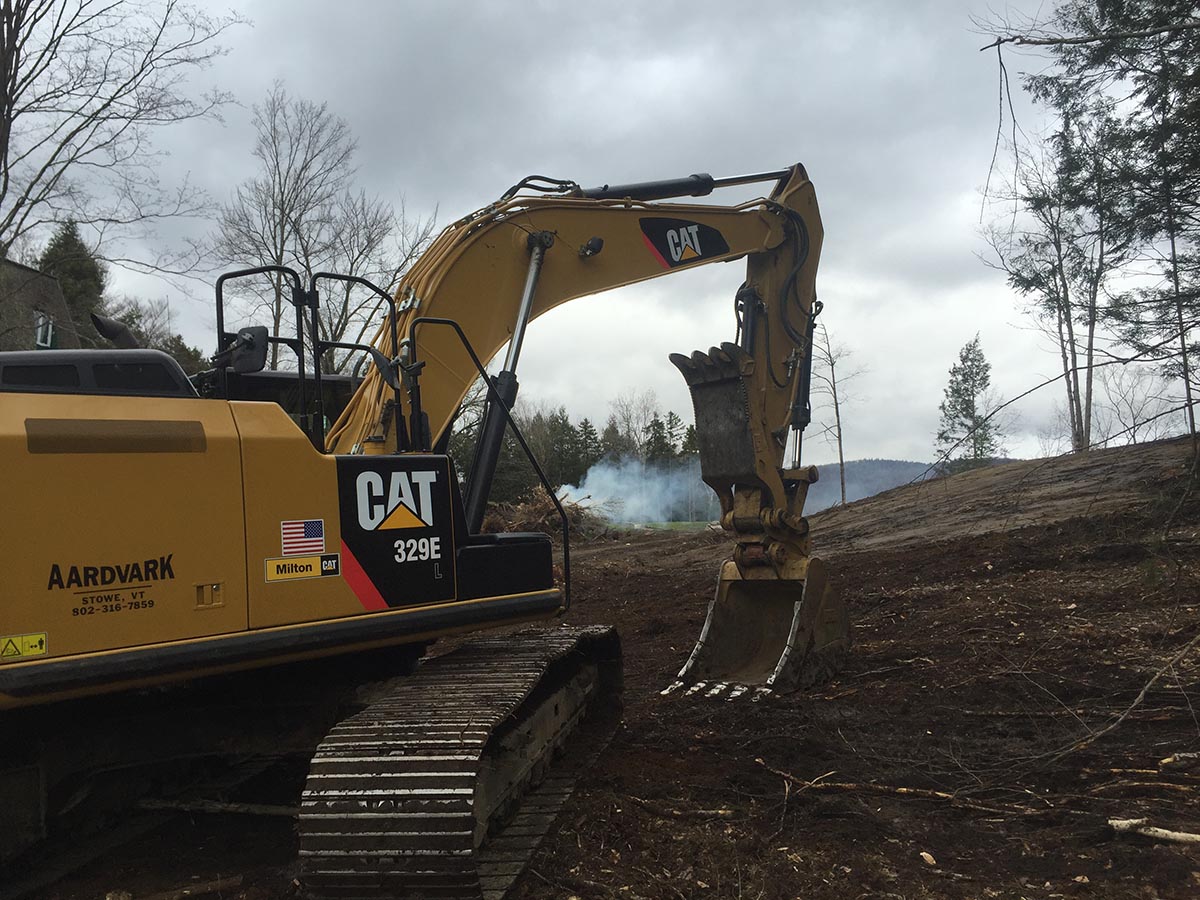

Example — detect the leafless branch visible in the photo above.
[0,1,243,262]
[980,20,1200,51]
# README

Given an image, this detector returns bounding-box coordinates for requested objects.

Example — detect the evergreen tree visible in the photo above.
[935,335,1004,471]
[544,407,581,489]
[37,221,106,346]
[159,334,207,374]
[487,428,538,505]
[681,424,699,455]
[642,413,675,464]
[1017,0,1200,436]
[663,410,685,454]
[577,418,602,473]
[600,413,636,460]
[992,103,1137,451]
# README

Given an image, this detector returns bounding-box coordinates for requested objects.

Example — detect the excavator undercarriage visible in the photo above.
[301,626,620,900]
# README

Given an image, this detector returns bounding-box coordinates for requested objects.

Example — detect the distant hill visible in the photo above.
[805,458,933,512]
[810,436,1192,555]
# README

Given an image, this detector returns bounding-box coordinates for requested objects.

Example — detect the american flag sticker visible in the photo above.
[281,519,325,556]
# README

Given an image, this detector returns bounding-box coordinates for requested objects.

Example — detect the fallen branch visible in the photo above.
[627,795,735,820]
[1088,781,1194,794]
[755,760,1047,817]
[528,867,619,898]
[1109,817,1200,844]
[1039,632,1200,765]
[1160,752,1200,771]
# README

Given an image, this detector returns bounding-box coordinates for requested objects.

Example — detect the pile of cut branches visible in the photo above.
[481,490,613,540]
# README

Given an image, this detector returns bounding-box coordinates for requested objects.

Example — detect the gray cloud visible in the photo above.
[101,0,1071,464]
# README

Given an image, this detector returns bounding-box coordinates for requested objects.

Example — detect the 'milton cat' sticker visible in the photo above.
[640,217,730,269]
[336,455,457,611]
[264,553,340,583]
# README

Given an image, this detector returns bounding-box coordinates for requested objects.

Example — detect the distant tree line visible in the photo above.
[450,387,701,506]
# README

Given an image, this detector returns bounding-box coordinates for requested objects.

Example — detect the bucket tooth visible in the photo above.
[668,352,695,377]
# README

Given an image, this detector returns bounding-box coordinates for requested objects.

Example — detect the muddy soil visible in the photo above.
[33,437,1200,899]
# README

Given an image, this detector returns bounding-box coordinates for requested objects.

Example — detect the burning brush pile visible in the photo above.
[480,490,614,540]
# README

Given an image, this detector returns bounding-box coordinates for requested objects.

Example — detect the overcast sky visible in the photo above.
[111,0,1064,466]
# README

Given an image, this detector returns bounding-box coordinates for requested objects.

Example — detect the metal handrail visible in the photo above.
[408,316,572,612]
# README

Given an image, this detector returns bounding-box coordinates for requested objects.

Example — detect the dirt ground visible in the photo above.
[32,437,1200,900]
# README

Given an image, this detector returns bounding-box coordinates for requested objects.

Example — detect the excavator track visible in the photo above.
[299,625,621,900]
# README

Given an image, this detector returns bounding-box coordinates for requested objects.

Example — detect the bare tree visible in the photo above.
[1036,402,1074,457]
[985,109,1135,452]
[810,323,863,505]
[609,388,659,457]
[214,82,434,370]
[293,192,435,373]
[0,1,240,263]
[214,83,354,368]
[1095,363,1181,446]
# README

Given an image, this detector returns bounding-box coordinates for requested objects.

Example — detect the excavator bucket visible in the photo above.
[666,344,850,698]
[666,558,849,698]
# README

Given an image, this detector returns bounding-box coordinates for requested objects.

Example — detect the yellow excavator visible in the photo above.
[0,164,848,898]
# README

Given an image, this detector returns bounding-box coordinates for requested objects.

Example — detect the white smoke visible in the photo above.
[558,456,719,524]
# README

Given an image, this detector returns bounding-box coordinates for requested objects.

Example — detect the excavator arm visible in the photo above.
[328,166,811,455]
[327,163,848,695]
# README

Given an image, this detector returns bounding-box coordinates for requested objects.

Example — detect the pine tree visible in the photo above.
[663,411,684,453]
[681,424,699,455]
[600,413,636,460]
[642,414,674,463]
[577,418,602,472]
[544,408,581,488]
[37,221,106,346]
[1017,0,1200,438]
[936,335,1004,471]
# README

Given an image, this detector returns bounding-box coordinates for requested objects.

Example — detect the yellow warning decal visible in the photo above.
[0,632,47,663]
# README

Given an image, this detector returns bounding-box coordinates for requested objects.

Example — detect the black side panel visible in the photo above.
[336,455,458,607]
[457,534,554,600]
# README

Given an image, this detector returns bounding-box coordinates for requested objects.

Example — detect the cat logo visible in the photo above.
[639,217,730,269]
[356,470,438,531]
[666,224,703,262]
